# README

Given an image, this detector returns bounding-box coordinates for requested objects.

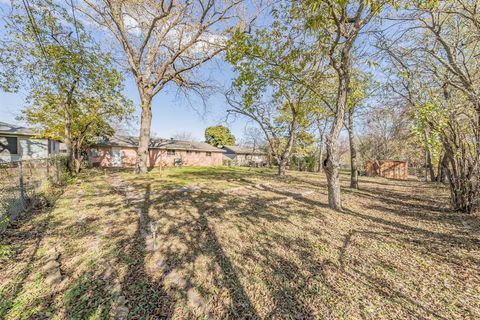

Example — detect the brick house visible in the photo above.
[88,135,224,168]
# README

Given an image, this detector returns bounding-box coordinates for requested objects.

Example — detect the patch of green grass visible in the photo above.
[64,270,114,320]
[2,272,47,320]
[0,244,11,262]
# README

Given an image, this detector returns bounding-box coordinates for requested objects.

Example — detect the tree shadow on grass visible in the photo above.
[63,267,116,319]
[74,176,262,318]
[0,182,71,319]
[118,182,175,318]
[145,189,263,318]
[338,229,455,320]
[0,211,54,317]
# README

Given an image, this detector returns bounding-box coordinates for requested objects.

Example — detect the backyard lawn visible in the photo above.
[0,166,479,319]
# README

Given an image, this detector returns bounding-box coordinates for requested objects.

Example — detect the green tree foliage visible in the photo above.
[1,0,132,173]
[226,6,324,176]
[205,125,236,147]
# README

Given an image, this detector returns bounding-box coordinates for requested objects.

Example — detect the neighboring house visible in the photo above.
[0,121,60,163]
[88,135,224,168]
[222,145,267,166]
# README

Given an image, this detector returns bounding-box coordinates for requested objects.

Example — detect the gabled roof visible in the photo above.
[0,121,36,136]
[96,135,224,153]
[223,145,267,155]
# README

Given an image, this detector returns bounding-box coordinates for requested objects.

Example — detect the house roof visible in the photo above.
[96,135,224,153]
[223,145,267,155]
[0,121,36,136]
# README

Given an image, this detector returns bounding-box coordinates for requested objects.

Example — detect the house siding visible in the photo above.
[88,146,223,168]
[0,136,59,162]
[232,154,266,166]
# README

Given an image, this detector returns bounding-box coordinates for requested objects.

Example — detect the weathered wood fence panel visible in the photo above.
[366,160,409,180]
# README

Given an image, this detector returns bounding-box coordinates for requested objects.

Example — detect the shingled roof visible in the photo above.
[0,121,36,136]
[223,145,267,155]
[95,135,224,153]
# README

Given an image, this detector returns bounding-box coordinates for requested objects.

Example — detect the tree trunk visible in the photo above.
[347,110,358,189]
[437,153,448,183]
[324,64,349,211]
[278,159,287,176]
[317,120,327,173]
[73,150,82,174]
[318,146,324,173]
[135,96,153,174]
[324,146,341,210]
[324,108,346,210]
[64,108,74,173]
[425,146,436,182]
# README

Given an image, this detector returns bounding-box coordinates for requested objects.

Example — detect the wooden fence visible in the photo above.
[366,160,409,180]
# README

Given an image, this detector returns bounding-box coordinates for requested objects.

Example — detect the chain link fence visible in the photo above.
[0,156,69,230]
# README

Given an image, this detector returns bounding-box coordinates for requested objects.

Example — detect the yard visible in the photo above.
[0,166,479,319]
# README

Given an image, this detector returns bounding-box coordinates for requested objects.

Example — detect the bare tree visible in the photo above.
[79,0,246,173]
[239,126,266,150]
[172,131,197,141]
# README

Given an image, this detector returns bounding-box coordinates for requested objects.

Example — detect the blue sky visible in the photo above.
[0,1,253,142]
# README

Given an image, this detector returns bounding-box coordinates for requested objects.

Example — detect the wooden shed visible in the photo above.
[366,159,409,180]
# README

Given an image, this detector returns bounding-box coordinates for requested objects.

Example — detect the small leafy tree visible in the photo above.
[205,125,236,147]
[226,18,320,176]
[2,0,132,173]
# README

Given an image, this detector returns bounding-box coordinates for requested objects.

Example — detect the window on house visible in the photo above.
[186,150,192,154]
[0,136,18,155]
[167,149,175,156]
[48,139,57,154]
[195,151,199,154]
[206,152,212,157]
[90,148,99,157]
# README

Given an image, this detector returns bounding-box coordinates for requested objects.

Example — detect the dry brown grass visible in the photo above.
[0,166,479,319]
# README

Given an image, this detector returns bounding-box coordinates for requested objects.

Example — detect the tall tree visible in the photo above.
[304,0,387,210]
[2,0,132,173]
[80,0,246,173]
[205,125,235,146]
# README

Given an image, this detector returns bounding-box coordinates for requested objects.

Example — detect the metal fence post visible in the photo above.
[46,157,50,182]
[19,161,25,204]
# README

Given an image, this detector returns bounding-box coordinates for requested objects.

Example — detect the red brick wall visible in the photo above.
[88,147,223,167]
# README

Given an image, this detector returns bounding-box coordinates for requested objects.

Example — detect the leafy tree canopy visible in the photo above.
[1,0,133,172]
[205,125,236,147]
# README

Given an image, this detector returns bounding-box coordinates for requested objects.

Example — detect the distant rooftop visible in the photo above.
[223,145,267,155]
[0,121,35,136]
[96,135,224,153]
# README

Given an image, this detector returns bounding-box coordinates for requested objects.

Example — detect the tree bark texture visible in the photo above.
[136,96,153,174]
[347,110,358,189]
